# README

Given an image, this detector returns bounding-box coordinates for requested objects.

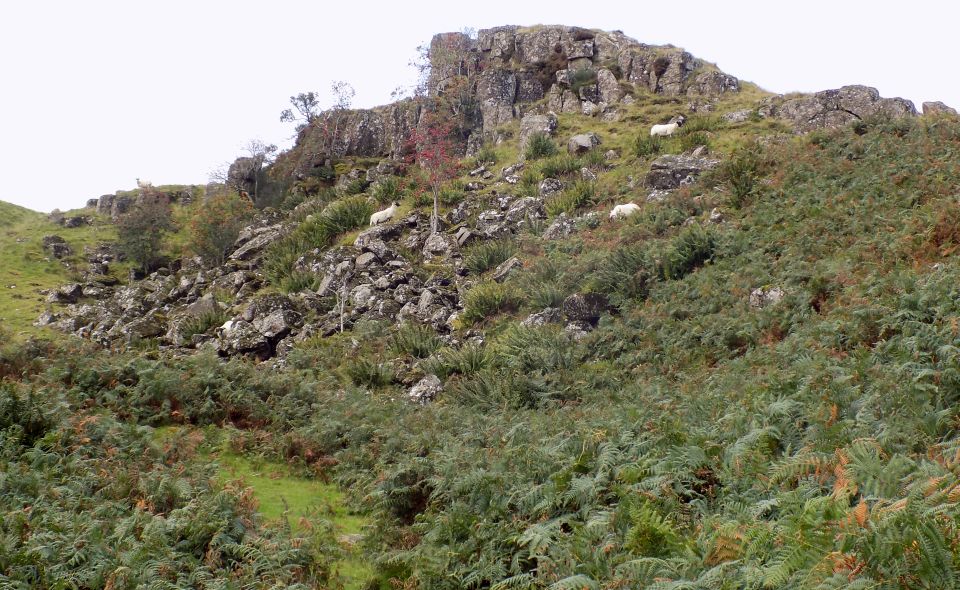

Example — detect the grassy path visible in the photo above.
[153,426,375,589]
[214,452,374,588]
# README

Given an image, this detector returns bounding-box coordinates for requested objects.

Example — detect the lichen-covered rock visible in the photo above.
[686,71,739,96]
[521,307,564,327]
[646,154,720,190]
[519,112,558,149]
[408,374,442,404]
[218,320,271,360]
[749,286,785,309]
[762,85,916,133]
[492,256,522,283]
[567,133,600,154]
[477,68,517,134]
[539,178,564,197]
[42,235,71,259]
[230,224,283,261]
[922,101,957,116]
[596,68,623,104]
[561,292,610,324]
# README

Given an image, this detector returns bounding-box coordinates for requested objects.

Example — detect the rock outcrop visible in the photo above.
[761,85,917,133]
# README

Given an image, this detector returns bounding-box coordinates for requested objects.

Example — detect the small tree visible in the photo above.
[280,92,321,131]
[188,192,255,265]
[407,111,461,234]
[117,196,175,274]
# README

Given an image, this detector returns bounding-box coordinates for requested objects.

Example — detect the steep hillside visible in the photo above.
[4,23,960,590]
[0,201,121,338]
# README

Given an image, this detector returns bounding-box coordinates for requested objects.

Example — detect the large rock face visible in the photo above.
[762,85,917,133]
[281,25,740,174]
[283,100,422,178]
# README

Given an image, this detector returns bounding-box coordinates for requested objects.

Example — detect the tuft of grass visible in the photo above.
[343,357,393,388]
[546,180,596,216]
[464,239,518,275]
[371,176,403,204]
[460,281,524,325]
[525,133,558,160]
[539,154,582,178]
[634,134,663,158]
[180,308,228,340]
[390,323,442,359]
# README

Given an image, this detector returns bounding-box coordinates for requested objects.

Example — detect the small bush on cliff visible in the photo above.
[188,192,255,265]
[117,195,176,273]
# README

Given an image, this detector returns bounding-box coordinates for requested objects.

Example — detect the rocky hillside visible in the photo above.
[6,23,960,590]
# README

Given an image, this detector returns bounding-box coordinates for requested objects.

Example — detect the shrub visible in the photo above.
[343,358,392,388]
[719,151,759,209]
[525,132,558,160]
[447,369,546,410]
[390,323,442,359]
[371,176,403,204]
[591,244,651,302]
[298,196,373,248]
[262,236,306,288]
[117,195,176,273]
[539,154,581,178]
[546,180,596,216]
[680,115,723,134]
[634,134,663,158]
[179,308,228,340]
[659,224,716,280]
[460,282,524,325]
[188,193,255,265]
[569,67,598,94]
[473,144,498,168]
[337,177,368,196]
[421,343,492,378]
[678,131,711,152]
[516,168,542,198]
[464,239,518,275]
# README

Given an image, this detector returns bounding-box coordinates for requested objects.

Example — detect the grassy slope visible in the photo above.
[0,201,124,339]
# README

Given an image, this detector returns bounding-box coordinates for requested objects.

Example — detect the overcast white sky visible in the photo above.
[2,0,958,212]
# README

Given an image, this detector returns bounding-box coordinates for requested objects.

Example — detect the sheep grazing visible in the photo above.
[136,178,153,189]
[609,203,641,220]
[369,201,400,226]
[650,115,686,137]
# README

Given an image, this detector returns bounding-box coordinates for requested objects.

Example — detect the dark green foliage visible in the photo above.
[718,148,762,208]
[264,196,373,289]
[461,281,524,325]
[179,308,229,340]
[421,343,492,378]
[546,180,596,216]
[473,143,498,168]
[634,133,663,157]
[0,385,52,446]
[539,154,581,178]
[343,357,393,388]
[658,224,716,280]
[464,239,518,274]
[569,67,598,94]
[390,323,442,358]
[116,196,176,273]
[371,176,403,204]
[525,132,558,160]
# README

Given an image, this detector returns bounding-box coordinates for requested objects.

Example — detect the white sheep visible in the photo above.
[650,115,686,137]
[369,201,400,226]
[609,203,641,220]
[136,178,153,189]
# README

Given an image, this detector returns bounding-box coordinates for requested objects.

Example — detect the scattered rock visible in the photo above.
[561,292,610,324]
[521,307,563,327]
[567,132,601,155]
[646,153,720,190]
[922,101,957,116]
[408,374,442,404]
[749,286,785,309]
[519,112,558,149]
[539,178,564,197]
[492,256,522,283]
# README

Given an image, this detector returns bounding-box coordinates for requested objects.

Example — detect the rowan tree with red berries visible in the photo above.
[407,110,462,234]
